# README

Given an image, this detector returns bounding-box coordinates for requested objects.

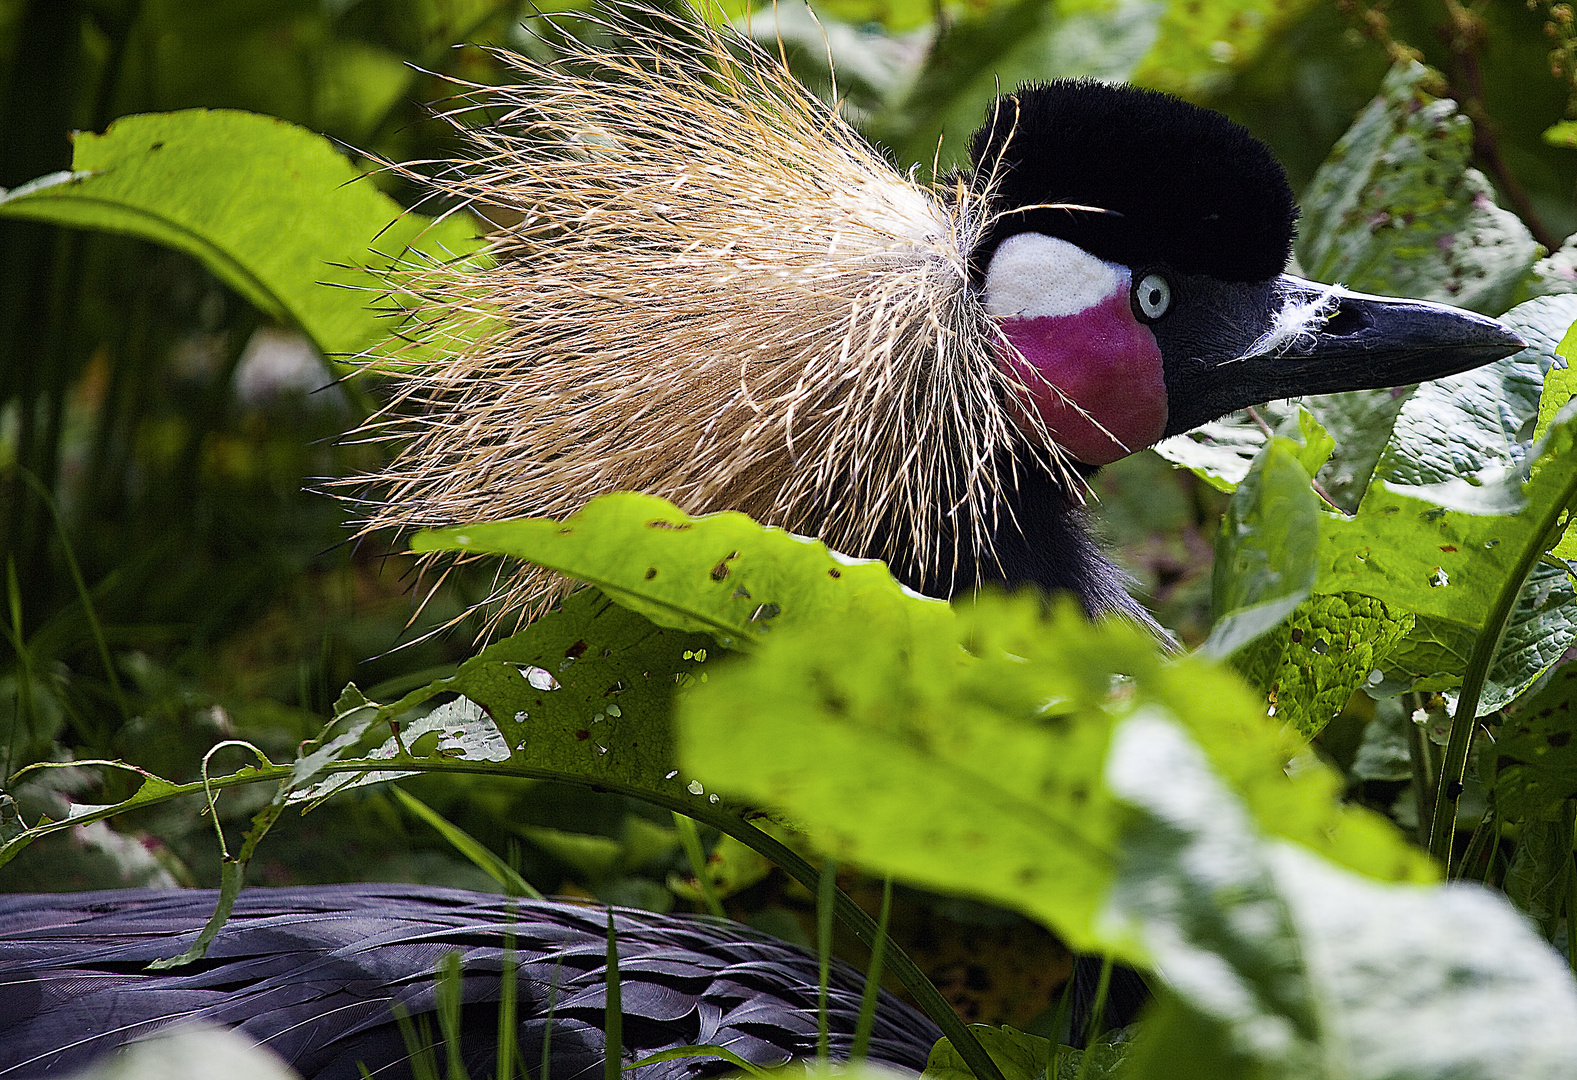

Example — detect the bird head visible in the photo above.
[968,80,1523,467]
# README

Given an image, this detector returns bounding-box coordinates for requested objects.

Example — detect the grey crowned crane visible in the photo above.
[0,17,1525,1080]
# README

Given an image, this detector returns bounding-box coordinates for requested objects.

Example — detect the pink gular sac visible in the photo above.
[995,291,1169,466]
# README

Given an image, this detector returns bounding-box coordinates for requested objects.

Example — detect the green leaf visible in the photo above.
[293,589,714,809]
[1535,364,1577,445]
[1235,592,1412,739]
[412,492,951,649]
[1296,61,1538,316]
[1202,437,1320,658]
[1152,416,1265,492]
[1351,695,1414,784]
[0,109,482,362]
[1543,120,1577,149]
[1485,662,1577,822]
[1154,395,1397,509]
[1319,404,1577,681]
[925,1025,1050,1080]
[1107,711,1577,1078]
[1503,813,1576,940]
[680,590,1433,958]
[1376,296,1577,490]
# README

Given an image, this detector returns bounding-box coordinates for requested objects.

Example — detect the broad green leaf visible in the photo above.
[1202,437,1320,658]
[1296,62,1538,316]
[1235,593,1412,739]
[412,492,951,648]
[680,590,1433,959]
[686,593,1137,956]
[1299,388,1412,512]
[1320,404,1577,707]
[1376,295,1577,489]
[1130,0,1321,98]
[1485,662,1577,822]
[293,589,713,808]
[1154,394,1400,509]
[0,109,482,362]
[1152,416,1264,492]
[1474,563,1577,714]
[1106,711,1577,1079]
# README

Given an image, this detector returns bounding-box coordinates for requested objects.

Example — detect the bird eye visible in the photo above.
[1131,272,1172,322]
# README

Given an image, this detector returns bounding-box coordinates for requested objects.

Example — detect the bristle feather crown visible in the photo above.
[347,7,1072,628]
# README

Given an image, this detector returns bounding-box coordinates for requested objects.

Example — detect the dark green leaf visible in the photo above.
[1296,61,1538,316]
[1486,662,1577,822]
[1202,437,1320,658]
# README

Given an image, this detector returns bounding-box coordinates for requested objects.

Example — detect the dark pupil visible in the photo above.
[1146,287,1161,306]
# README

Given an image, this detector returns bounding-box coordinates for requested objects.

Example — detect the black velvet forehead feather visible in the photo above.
[968,80,1297,283]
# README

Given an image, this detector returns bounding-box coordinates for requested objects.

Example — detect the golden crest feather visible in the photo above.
[345,5,1077,627]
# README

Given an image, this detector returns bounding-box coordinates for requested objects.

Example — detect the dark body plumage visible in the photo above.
[0,885,941,1078]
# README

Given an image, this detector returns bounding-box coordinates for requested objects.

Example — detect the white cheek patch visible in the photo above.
[983,233,1126,319]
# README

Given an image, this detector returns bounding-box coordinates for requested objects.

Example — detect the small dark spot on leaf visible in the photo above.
[828,567,841,579]
[575,729,590,741]
[1439,545,1458,553]
[731,584,752,600]
[1290,628,1303,644]
[559,527,573,535]
[1547,731,1571,748]
[565,640,588,660]
[1312,638,1329,655]
[150,141,165,151]
[749,602,782,623]
[645,567,658,580]
[647,519,692,531]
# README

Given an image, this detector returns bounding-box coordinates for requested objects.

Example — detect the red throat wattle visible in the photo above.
[995,292,1169,466]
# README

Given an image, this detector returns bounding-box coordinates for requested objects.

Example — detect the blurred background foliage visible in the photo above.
[0,0,1573,1031]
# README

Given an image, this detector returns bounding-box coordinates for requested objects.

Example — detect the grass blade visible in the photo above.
[816,857,836,1064]
[672,811,726,917]
[604,909,623,1080]
[850,876,892,1061]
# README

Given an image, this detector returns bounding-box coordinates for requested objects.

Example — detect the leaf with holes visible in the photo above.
[412,492,951,649]
[1235,593,1412,739]
[293,589,714,808]
[1296,61,1538,316]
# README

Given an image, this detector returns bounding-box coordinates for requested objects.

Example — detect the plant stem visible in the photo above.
[1428,465,1577,863]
